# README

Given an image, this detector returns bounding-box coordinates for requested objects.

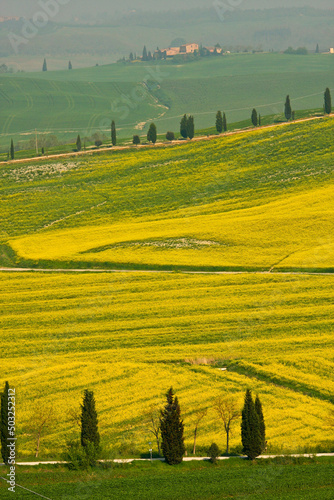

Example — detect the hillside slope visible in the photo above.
[2,117,334,272]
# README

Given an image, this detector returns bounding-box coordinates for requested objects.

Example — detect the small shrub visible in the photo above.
[166,131,175,141]
[95,140,103,148]
[208,442,220,464]
[133,135,141,145]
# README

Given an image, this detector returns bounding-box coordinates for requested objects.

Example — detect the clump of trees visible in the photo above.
[241,390,266,460]
[180,115,195,139]
[216,111,227,133]
[166,131,175,141]
[284,47,308,55]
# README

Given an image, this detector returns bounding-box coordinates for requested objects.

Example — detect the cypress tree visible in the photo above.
[1,382,10,465]
[133,135,141,145]
[180,114,188,139]
[251,108,258,127]
[316,43,320,54]
[223,112,227,132]
[285,95,292,121]
[160,388,185,465]
[10,139,14,160]
[241,389,262,460]
[147,123,157,144]
[186,115,195,140]
[255,395,266,453]
[80,390,100,453]
[42,58,47,72]
[216,111,223,133]
[129,52,134,61]
[76,135,82,152]
[324,88,332,115]
[68,61,72,70]
[111,120,117,146]
[142,46,148,61]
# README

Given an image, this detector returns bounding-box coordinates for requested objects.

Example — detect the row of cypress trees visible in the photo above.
[0,384,264,466]
[7,88,332,159]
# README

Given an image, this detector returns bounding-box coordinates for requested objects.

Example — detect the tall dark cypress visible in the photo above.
[180,114,188,139]
[42,58,47,71]
[160,388,185,465]
[80,390,100,451]
[324,88,332,115]
[76,135,82,152]
[216,111,223,133]
[241,389,262,460]
[10,139,14,160]
[1,382,10,465]
[223,112,227,132]
[251,108,258,127]
[255,395,266,453]
[187,115,195,140]
[142,46,148,61]
[285,95,292,121]
[111,120,117,146]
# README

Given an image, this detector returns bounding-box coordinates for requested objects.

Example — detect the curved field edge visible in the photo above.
[1,272,333,458]
[2,118,334,272]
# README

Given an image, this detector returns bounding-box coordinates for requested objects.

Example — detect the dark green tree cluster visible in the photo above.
[133,135,141,145]
[147,123,157,144]
[160,388,185,465]
[180,114,195,139]
[216,111,227,133]
[241,390,266,460]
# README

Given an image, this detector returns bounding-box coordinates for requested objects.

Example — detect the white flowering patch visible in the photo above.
[5,162,79,182]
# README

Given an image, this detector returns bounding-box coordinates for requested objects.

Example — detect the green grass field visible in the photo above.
[0,53,333,150]
[0,118,333,460]
[0,458,333,499]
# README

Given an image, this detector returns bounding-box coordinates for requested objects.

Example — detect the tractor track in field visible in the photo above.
[0,115,332,166]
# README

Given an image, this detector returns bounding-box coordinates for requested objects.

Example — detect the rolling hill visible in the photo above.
[0,53,333,151]
[0,118,333,458]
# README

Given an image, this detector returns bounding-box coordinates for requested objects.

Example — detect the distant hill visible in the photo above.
[0,7,333,71]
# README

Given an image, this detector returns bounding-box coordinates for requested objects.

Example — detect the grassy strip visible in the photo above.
[0,457,333,499]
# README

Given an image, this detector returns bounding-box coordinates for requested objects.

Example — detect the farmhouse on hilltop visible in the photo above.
[158,43,223,59]
[160,43,199,58]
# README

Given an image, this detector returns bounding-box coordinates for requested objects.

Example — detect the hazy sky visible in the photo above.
[2,0,334,17]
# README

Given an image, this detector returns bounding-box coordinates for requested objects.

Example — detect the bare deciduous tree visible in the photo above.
[143,404,161,456]
[27,404,55,458]
[214,395,240,455]
[192,408,208,455]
